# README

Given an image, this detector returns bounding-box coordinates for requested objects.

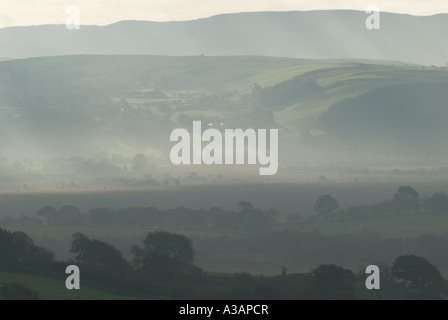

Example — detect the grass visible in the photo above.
[275,213,448,238]
[0,271,133,300]
[8,211,448,242]
[274,64,448,133]
[2,55,448,138]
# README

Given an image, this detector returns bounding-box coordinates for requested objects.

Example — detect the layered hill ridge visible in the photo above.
[1,10,447,65]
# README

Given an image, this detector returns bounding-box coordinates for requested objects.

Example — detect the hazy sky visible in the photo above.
[0,0,447,28]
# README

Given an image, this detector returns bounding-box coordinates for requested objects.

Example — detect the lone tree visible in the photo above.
[0,228,54,269]
[70,232,127,269]
[314,195,339,220]
[131,231,202,282]
[131,231,194,267]
[391,255,446,299]
[59,205,85,227]
[70,232,91,263]
[36,206,60,226]
[392,186,420,214]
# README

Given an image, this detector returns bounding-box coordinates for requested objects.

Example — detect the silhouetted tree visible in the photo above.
[59,205,85,226]
[392,186,420,214]
[70,233,127,269]
[132,231,202,282]
[236,201,277,233]
[88,239,128,269]
[141,231,194,264]
[0,228,54,269]
[314,195,339,219]
[140,251,186,281]
[356,262,404,300]
[311,264,355,300]
[36,206,60,226]
[70,232,91,263]
[237,201,254,212]
[87,208,115,227]
[391,255,446,299]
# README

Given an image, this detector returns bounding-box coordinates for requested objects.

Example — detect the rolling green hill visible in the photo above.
[1,55,447,153]
[1,54,448,190]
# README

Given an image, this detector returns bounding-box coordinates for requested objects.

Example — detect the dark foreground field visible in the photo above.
[2,181,448,300]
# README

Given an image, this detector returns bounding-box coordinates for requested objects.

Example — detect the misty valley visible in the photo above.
[1,10,448,300]
[0,183,448,300]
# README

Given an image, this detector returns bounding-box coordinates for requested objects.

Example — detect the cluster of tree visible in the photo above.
[0,227,206,299]
[70,233,128,270]
[0,215,43,227]
[0,228,54,270]
[32,201,278,233]
[70,231,203,283]
[131,231,204,283]
[36,205,86,227]
[192,231,448,276]
[209,254,447,300]
[308,254,446,300]
[0,226,447,299]
[312,186,448,220]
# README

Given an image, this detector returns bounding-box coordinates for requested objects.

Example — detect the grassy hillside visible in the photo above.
[2,55,447,132]
[7,212,448,276]
[1,54,448,190]
[273,64,448,131]
[0,271,134,300]
[9,211,448,240]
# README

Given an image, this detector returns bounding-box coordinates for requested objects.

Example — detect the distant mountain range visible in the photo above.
[1,10,447,65]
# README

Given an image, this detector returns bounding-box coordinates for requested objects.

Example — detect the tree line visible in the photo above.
[1,201,278,234]
[2,185,448,232]
[0,226,447,300]
[310,186,448,221]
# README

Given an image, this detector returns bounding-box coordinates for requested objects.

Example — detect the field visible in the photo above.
[3,181,448,217]
[2,55,448,137]
[4,181,448,243]
[2,55,448,195]
[0,271,134,300]
[2,181,448,298]
[6,210,448,241]
[276,212,448,237]
[2,55,448,298]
